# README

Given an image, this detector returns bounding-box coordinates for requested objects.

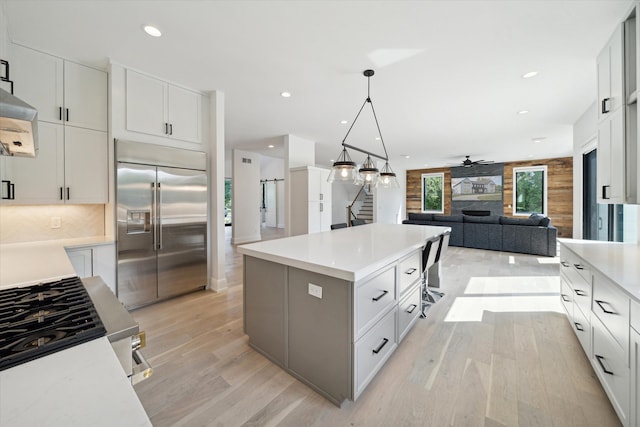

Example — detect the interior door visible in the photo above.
[265,181,277,227]
[117,163,158,308]
[157,166,207,298]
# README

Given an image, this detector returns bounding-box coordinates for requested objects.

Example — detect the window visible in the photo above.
[513,166,547,216]
[421,173,444,213]
[225,178,232,225]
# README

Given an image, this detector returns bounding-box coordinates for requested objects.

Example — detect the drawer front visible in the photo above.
[398,284,421,342]
[560,277,573,317]
[355,307,397,397]
[572,303,590,356]
[572,275,592,319]
[398,251,421,297]
[631,298,640,334]
[571,256,591,285]
[593,271,630,352]
[592,315,630,422]
[355,266,396,338]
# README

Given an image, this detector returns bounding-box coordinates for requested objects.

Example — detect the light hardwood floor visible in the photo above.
[132,227,620,427]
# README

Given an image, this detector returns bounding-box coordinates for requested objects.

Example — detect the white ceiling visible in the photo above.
[2,0,633,170]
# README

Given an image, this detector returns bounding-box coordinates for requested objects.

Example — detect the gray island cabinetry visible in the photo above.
[238,223,449,406]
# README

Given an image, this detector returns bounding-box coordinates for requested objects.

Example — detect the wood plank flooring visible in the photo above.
[132,227,620,426]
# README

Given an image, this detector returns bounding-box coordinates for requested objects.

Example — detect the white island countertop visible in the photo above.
[559,238,640,302]
[238,223,450,282]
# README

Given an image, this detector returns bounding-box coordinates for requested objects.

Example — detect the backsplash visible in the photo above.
[0,205,105,243]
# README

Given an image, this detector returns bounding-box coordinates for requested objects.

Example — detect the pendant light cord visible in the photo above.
[340,72,389,161]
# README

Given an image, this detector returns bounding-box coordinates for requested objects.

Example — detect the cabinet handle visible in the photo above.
[594,299,616,315]
[169,123,173,135]
[164,123,169,134]
[372,290,388,302]
[602,185,610,200]
[59,187,63,200]
[1,180,10,200]
[595,354,614,375]
[9,183,14,200]
[320,193,323,201]
[372,338,389,354]
[573,264,584,270]
[601,97,611,114]
[560,261,570,268]
[406,304,417,314]
[65,108,69,122]
[66,187,70,200]
[574,289,587,297]
[404,268,417,275]
[561,294,570,302]
[574,322,584,332]
[320,203,323,213]
[58,107,62,121]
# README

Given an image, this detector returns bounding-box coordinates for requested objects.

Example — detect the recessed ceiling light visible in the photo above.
[330,159,335,162]
[528,154,534,158]
[268,144,274,148]
[375,137,381,141]
[532,137,546,143]
[280,92,291,98]
[522,71,538,79]
[402,155,410,159]
[340,120,348,124]
[143,25,162,37]
[518,110,529,115]
[423,163,429,167]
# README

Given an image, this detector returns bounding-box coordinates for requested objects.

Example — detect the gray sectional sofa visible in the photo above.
[402,213,557,256]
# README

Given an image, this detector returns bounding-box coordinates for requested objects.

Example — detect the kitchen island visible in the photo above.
[0,238,152,427]
[238,223,449,406]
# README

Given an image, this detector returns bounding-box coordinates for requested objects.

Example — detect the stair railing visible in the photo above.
[346,184,370,226]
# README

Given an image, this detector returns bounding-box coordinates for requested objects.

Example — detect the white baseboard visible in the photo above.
[231,234,262,245]
[207,277,228,292]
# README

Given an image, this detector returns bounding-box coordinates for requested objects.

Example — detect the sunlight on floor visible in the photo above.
[537,257,560,264]
[446,275,562,322]
[464,276,559,295]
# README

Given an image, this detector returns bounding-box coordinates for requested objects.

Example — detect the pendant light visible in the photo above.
[328,70,396,188]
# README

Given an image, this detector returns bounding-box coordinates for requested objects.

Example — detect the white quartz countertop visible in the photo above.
[238,223,450,282]
[0,337,151,427]
[0,236,114,289]
[559,238,640,302]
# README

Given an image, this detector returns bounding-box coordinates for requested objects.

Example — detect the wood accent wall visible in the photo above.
[406,157,573,238]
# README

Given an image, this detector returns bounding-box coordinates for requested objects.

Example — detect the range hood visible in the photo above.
[0,87,38,157]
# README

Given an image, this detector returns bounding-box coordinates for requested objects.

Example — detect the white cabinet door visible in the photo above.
[168,84,201,143]
[64,127,108,204]
[597,24,624,122]
[631,327,640,427]
[597,109,625,203]
[66,248,93,278]
[1,122,64,204]
[9,44,63,124]
[93,244,116,294]
[125,69,167,137]
[64,61,107,131]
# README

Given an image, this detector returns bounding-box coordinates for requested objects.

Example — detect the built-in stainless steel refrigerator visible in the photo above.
[116,140,207,309]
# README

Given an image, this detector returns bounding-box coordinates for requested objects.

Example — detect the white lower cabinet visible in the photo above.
[65,243,116,293]
[631,326,640,427]
[398,284,421,342]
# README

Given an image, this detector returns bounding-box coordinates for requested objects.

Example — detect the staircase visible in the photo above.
[356,193,373,223]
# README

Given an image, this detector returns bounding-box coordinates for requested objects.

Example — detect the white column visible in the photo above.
[231,149,261,244]
[284,135,315,236]
[208,91,227,292]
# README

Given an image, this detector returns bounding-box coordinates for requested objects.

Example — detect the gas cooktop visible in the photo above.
[0,276,106,371]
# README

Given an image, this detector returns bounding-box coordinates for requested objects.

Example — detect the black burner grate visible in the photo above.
[0,276,106,371]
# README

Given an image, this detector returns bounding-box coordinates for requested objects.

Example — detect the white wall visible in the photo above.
[572,102,598,239]
[232,149,261,244]
[0,3,8,62]
[376,168,405,224]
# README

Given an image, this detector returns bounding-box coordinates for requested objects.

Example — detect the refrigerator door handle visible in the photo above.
[158,182,163,250]
[151,182,157,252]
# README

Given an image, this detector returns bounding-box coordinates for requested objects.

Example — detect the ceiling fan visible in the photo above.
[449,155,495,168]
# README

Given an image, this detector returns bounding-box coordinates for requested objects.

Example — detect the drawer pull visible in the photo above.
[372,290,388,302]
[574,322,584,332]
[406,304,417,314]
[574,289,587,297]
[594,300,616,315]
[595,354,614,375]
[560,261,570,268]
[404,268,417,275]
[573,264,584,270]
[372,338,389,354]
[561,294,570,302]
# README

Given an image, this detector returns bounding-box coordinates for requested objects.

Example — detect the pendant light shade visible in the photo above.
[327,147,358,183]
[378,161,399,188]
[359,155,379,185]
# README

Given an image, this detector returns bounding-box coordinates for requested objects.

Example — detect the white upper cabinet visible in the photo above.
[597,24,624,123]
[125,69,202,143]
[9,44,107,132]
[64,127,108,204]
